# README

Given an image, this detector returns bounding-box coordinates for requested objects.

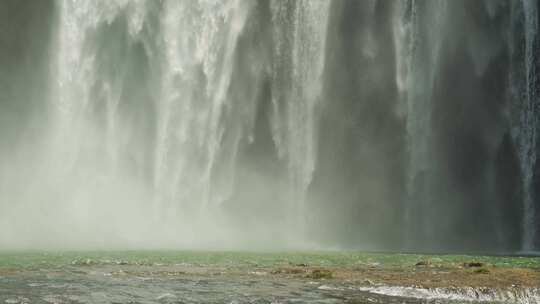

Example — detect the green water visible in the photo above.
[0,251,538,304]
[1,251,538,269]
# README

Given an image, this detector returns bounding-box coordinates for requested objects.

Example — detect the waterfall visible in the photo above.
[2,0,540,250]
[153,0,251,218]
[54,0,139,173]
[512,0,539,251]
[521,0,539,251]
[395,0,447,246]
[270,0,330,231]
[395,0,422,245]
[49,0,259,244]
[40,0,331,246]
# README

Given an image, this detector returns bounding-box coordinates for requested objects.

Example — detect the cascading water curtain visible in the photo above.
[511,0,539,251]
[270,0,330,235]
[2,0,539,250]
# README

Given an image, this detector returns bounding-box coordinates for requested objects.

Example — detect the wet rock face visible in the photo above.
[463,262,484,268]
[309,0,537,252]
[0,0,55,146]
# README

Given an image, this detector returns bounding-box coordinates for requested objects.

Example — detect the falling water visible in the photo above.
[153,0,251,219]
[512,0,539,251]
[54,0,142,175]
[40,0,330,247]
[1,0,539,251]
[395,0,447,246]
[270,0,330,232]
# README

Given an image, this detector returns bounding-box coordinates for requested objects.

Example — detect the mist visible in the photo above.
[0,0,539,253]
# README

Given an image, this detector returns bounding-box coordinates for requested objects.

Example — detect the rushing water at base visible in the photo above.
[0,272,417,304]
[2,282,536,304]
[1,265,539,304]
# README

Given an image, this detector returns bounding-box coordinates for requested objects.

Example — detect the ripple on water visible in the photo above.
[156,293,176,300]
[4,297,29,304]
[317,285,344,291]
[42,295,68,304]
[27,283,46,287]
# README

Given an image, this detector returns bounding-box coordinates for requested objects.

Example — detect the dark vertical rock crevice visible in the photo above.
[310,0,405,249]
